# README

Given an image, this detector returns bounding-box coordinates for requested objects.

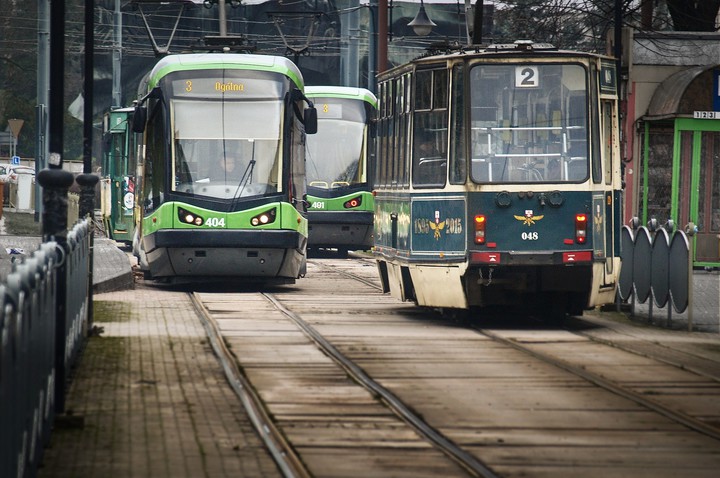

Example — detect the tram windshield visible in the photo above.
[305,99,368,189]
[468,63,589,184]
[168,72,284,200]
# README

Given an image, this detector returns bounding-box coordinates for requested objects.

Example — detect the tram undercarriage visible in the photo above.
[377,259,605,316]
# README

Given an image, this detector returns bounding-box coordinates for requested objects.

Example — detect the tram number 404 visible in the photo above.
[206,217,226,227]
[521,231,539,240]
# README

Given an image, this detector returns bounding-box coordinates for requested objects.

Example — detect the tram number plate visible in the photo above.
[521,231,539,240]
[206,217,225,227]
[516,66,540,88]
[311,201,325,209]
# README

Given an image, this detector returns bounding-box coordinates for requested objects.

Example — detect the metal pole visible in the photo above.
[378,0,388,73]
[472,0,484,45]
[84,0,94,177]
[46,0,75,413]
[112,0,122,107]
[81,0,99,336]
[368,0,377,92]
[35,0,50,221]
[218,0,228,36]
[49,0,66,170]
[344,2,360,87]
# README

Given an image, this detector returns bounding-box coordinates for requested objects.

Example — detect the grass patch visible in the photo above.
[94,300,133,323]
[2,211,42,235]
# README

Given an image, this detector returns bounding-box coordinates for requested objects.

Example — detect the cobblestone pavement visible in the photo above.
[38,285,281,478]
[628,270,720,333]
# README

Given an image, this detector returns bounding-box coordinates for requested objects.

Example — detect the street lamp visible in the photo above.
[408,0,436,36]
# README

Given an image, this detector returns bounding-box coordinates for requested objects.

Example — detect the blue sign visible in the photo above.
[411,197,466,255]
[11,155,20,165]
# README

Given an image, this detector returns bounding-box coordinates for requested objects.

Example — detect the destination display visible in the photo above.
[170,76,282,99]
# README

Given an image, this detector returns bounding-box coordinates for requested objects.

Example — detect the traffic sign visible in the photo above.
[11,155,20,165]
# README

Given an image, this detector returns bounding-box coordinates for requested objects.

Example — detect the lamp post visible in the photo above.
[408,0,436,36]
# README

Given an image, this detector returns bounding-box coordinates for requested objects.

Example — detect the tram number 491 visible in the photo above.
[521,231,539,240]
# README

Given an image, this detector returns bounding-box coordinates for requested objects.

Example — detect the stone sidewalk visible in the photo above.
[37,285,282,478]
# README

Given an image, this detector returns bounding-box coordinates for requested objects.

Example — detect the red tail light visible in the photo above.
[575,213,587,244]
[344,196,362,208]
[474,214,486,245]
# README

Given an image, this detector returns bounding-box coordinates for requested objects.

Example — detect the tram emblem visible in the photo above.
[429,210,446,240]
[594,204,603,232]
[514,209,544,226]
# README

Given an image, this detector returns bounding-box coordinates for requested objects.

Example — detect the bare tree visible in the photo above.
[666,0,720,32]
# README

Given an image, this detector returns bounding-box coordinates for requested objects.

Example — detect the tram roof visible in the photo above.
[146,53,305,91]
[304,86,378,109]
[378,41,612,79]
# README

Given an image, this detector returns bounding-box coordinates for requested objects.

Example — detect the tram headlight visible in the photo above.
[575,213,588,244]
[344,196,362,208]
[251,208,277,227]
[474,214,486,245]
[178,207,204,226]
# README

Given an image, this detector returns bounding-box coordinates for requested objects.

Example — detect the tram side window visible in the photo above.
[378,80,392,188]
[143,103,166,213]
[385,80,395,187]
[400,73,412,187]
[602,100,614,186]
[450,65,466,184]
[412,69,448,188]
[393,76,404,186]
[590,64,602,184]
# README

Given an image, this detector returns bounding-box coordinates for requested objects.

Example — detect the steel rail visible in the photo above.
[566,318,720,384]
[189,293,311,478]
[263,292,500,478]
[476,327,720,442]
[308,258,383,291]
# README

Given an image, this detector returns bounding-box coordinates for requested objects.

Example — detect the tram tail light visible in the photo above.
[178,207,204,226]
[575,213,587,244]
[344,196,362,208]
[251,208,277,227]
[474,214,486,245]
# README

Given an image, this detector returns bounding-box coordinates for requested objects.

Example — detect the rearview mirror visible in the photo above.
[132,106,147,134]
[304,106,317,135]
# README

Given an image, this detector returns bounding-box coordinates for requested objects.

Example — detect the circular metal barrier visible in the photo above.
[620,222,689,313]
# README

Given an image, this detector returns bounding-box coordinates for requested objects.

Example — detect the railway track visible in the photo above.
[193,258,720,477]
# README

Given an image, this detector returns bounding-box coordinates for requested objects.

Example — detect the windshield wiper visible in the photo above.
[232,139,256,201]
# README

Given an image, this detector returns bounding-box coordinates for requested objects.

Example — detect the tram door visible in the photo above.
[673,121,720,267]
[597,99,619,286]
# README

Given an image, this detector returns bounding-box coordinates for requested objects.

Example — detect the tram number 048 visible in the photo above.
[521,231,539,240]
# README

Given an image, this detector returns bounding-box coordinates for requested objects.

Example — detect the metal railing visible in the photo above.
[0,218,92,478]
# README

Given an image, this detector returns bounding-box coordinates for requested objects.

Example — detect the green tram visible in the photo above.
[374,41,622,317]
[100,106,138,244]
[304,86,377,257]
[131,53,317,283]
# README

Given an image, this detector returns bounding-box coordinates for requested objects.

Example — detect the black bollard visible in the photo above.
[37,167,74,413]
[76,173,99,333]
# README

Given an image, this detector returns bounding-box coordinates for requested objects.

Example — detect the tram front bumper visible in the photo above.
[145,228,306,253]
